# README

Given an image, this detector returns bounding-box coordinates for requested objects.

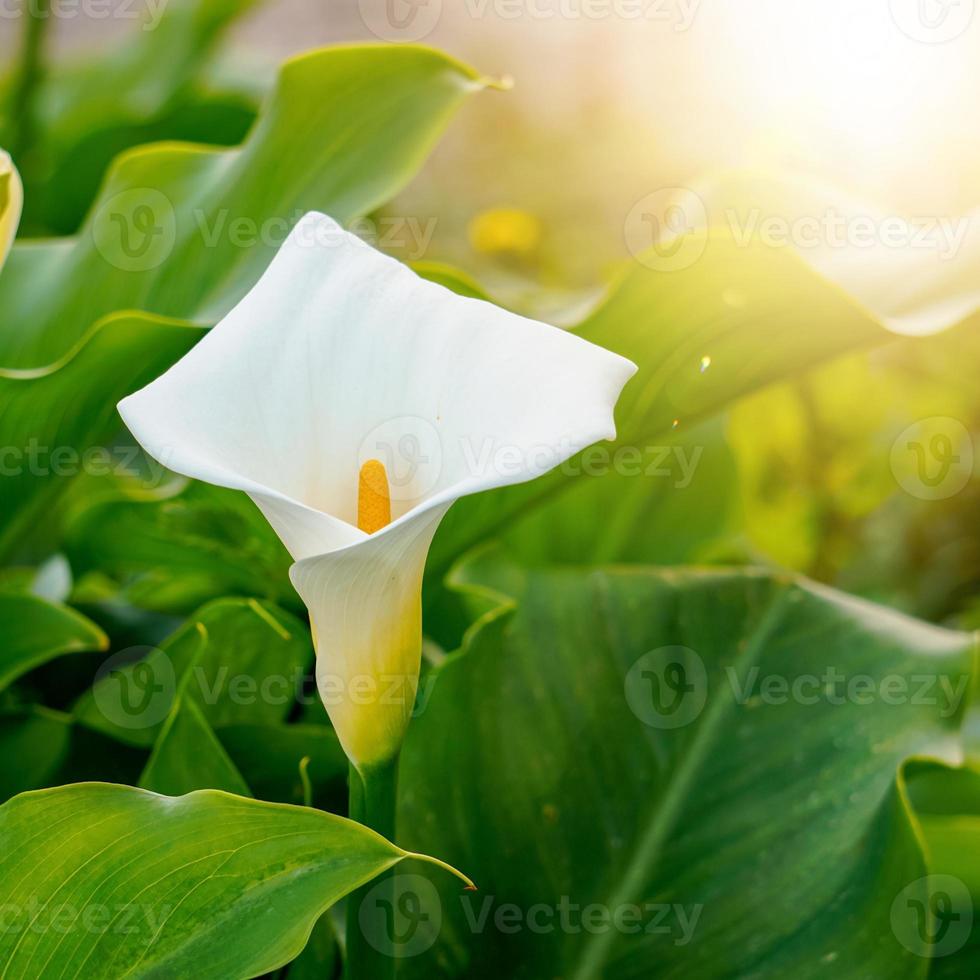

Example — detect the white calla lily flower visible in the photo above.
[119,212,636,769]
[0,151,22,271]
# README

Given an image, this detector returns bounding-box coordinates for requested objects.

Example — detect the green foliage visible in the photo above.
[400,550,975,978]
[0,783,464,978]
[74,596,312,748]
[0,592,106,692]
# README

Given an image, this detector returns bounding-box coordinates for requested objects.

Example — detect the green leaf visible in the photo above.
[499,415,739,566]
[75,597,312,748]
[140,696,252,797]
[0,592,106,692]
[66,482,295,616]
[399,550,975,978]
[427,234,892,577]
[0,782,471,979]
[0,707,72,801]
[0,312,202,561]
[904,761,980,974]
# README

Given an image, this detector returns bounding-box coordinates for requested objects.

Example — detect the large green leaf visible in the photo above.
[0,782,470,979]
[75,597,312,748]
[0,312,202,560]
[0,592,106,692]
[399,551,976,978]
[139,696,252,797]
[426,233,895,578]
[65,481,295,615]
[499,415,740,567]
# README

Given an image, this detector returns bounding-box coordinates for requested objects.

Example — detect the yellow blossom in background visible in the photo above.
[468,206,542,257]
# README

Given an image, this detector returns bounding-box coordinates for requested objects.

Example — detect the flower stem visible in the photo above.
[346,754,400,980]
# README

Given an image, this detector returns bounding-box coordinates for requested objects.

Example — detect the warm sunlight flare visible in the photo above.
[704,1,978,200]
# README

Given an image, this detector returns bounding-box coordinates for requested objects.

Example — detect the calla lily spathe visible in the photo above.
[119,212,636,769]
[0,152,22,272]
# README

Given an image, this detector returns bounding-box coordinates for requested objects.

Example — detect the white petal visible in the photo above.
[289,502,449,767]
[119,212,637,561]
